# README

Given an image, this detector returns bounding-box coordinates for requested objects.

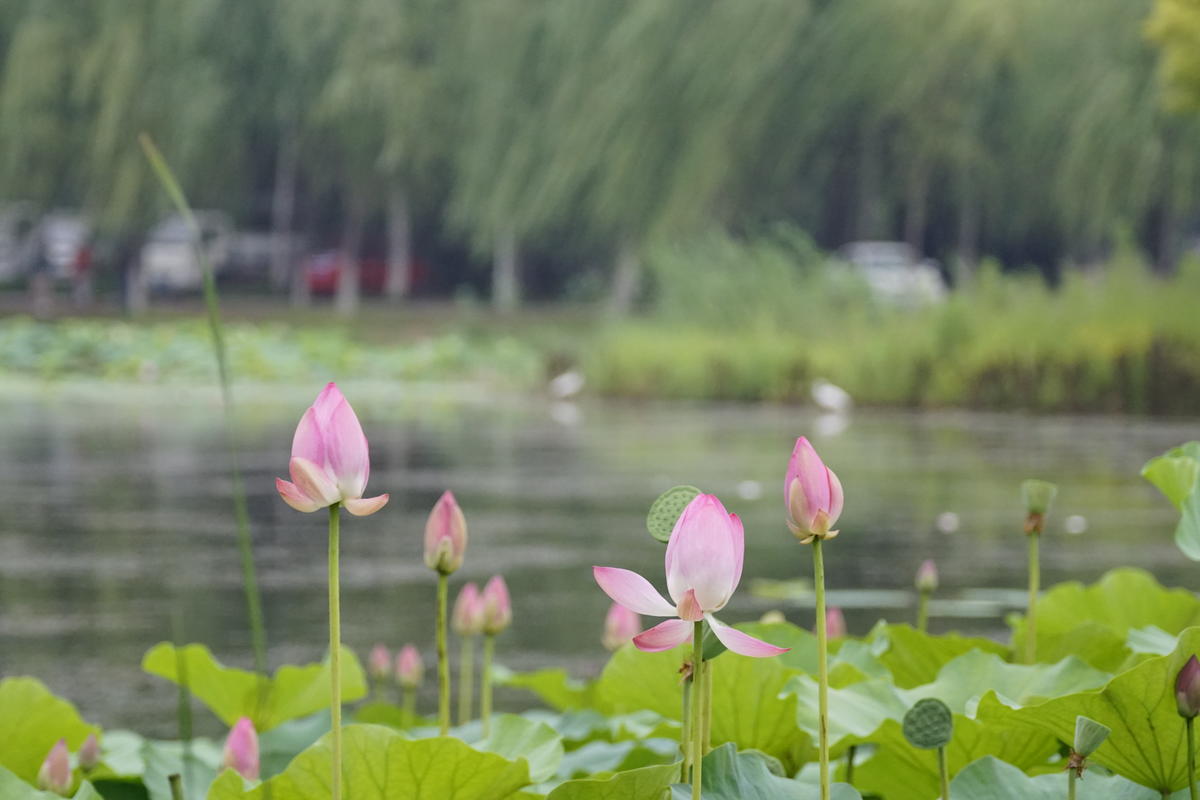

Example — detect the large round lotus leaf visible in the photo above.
[902,698,953,750]
[646,486,702,543]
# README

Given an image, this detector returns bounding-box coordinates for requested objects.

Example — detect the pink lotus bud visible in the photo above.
[453,582,485,636]
[275,383,389,517]
[37,739,71,795]
[396,644,424,689]
[369,643,392,681]
[1177,655,1200,718]
[602,602,641,651]
[825,606,847,639]
[424,490,468,574]
[481,575,512,635]
[785,437,844,544]
[915,559,939,593]
[77,733,100,771]
[222,717,260,781]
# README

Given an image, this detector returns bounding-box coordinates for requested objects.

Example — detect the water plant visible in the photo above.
[480,575,513,736]
[221,718,259,782]
[1068,716,1110,800]
[453,582,485,725]
[274,383,389,800]
[424,490,468,736]
[786,436,844,800]
[902,698,954,800]
[396,645,424,718]
[915,559,938,633]
[1020,479,1058,664]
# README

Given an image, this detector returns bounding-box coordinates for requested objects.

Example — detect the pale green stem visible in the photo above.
[168,774,185,800]
[481,634,496,736]
[1188,716,1197,800]
[1026,532,1040,664]
[691,621,705,800]
[1068,769,1076,800]
[458,635,476,725]
[701,658,713,754]
[814,538,830,800]
[846,745,857,786]
[938,746,949,800]
[681,671,692,775]
[328,504,342,800]
[917,591,930,634]
[437,573,450,735]
[402,686,416,720]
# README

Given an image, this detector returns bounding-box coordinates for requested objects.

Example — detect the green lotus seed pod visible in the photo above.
[1020,479,1058,516]
[646,485,702,543]
[1073,715,1110,757]
[902,698,954,750]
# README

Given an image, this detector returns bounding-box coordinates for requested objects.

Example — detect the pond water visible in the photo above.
[0,383,1194,736]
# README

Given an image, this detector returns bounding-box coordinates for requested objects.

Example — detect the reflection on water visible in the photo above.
[0,384,1192,735]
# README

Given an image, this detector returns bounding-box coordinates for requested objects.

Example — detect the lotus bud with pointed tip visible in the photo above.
[1020,479,1057,534]
[785,437,844,544]
[1073,715,1110,757]
[37,739,71,795]
[396,644,424,689]
[424,490,468,574]
[602,602,641,651]
[915,559,939,593]
[825,606,847,639]
[369,643,392,681]
[481,575,512,635]
[453,582,485,636]
[1177,655,1200,718]
[222,717,260,781]
[78,733,100,771]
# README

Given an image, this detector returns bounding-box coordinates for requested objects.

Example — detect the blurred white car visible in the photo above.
[836,241,946,306]
[141,212,231,291]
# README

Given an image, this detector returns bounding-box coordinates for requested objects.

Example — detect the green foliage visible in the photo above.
[547,762,679,800]
[948,756,1180,800]
[1142,442,1200,559]
[667,743,861,800]
[494,667,595,712]
[868,623,1009,689]
[0,766,104,800]
[141,642,367,731]
[0,678,99,784]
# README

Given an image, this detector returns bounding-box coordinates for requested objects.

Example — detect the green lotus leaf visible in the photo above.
[867,623,1009,688]
[547,762,680,799]
[0,765,104,800]
[0,678,100,784]
[668,744,862,799]
[949,755,1186,800]
[494,666,595,711]
[1141,442,1200,558]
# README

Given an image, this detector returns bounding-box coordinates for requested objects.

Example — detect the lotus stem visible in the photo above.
[1026,532,1039,664]
[814,538,830,800]
[458,636,475,725]
[481,633,496,737]
[1067,769,1076,800]
[437,572,450,735]
[1189,716,1197,800]
[917,591,930,634]
[168,773,185,800]
[691,621,705,800]
[402,686,415,720]
[937,746,949,800]
[701,658,713,754]
[328,503,343,800]
[681,669,692,774]
[846,745,857,786]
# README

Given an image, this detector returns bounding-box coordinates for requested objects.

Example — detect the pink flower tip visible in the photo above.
[453,582,486,636]
[78,733,100,771]
[37,738,71,795]
[222,717,260,781]
[825,607,847,639]
[424,490,468,574]
[916,559,939,593]
[602,602,641,651]
[369,643,392,680]
[785,437,844,543]
[1177,655,1200,718]
[396,644,424,689]
[482,575,512,635]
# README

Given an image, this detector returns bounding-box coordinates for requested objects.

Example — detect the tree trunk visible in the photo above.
[335,195,366,316]
[492,225,519,313]
[607,239,641,316]
[904,158,931,256]
[385,185,412,300]
[271,129,300,296]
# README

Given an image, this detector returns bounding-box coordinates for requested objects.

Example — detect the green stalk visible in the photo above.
[402,686,416,720]
[937,746,949,800]
[1068,769,1076,800]
[691,621,705,800]
[170,607,193,790]
[845,745,857,786]
[481,633,496,736]
[168,774,185,800]
[437,573,450,735]
[1188,716,1197,800]
[814,538,830,800]
[458,635,475,725]
[328,504,343,800]
[916,591,930,634]
[1026,532,1040,664]
[701,659,713,754]
[680,671,692,775]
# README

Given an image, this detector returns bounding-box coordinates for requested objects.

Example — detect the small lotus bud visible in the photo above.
[37,739,71,795]
[222,717,260,781]
[785,437,844,544]
[825,607,847,639]
[424,491,468,574]
[1177,655,1200,718]
[1020,479,1057,534]
[915,559,939,593]
[481,575,512,635]
[369,643,392,681]
[396,644,424,689]
[453,583,485,637]
[77,733,100,771]
[1073,715,1110,757]
[602,602,641,651]
[759,610,787,624]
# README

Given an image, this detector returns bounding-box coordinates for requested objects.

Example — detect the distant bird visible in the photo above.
[549,370,585,399]
[811,379,852,413]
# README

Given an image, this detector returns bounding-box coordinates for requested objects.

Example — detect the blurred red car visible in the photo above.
[305,251,387,295]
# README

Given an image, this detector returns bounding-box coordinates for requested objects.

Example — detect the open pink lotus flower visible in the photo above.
[276,383,389,516]
[785,436,843,543]
[594,493,789,657]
